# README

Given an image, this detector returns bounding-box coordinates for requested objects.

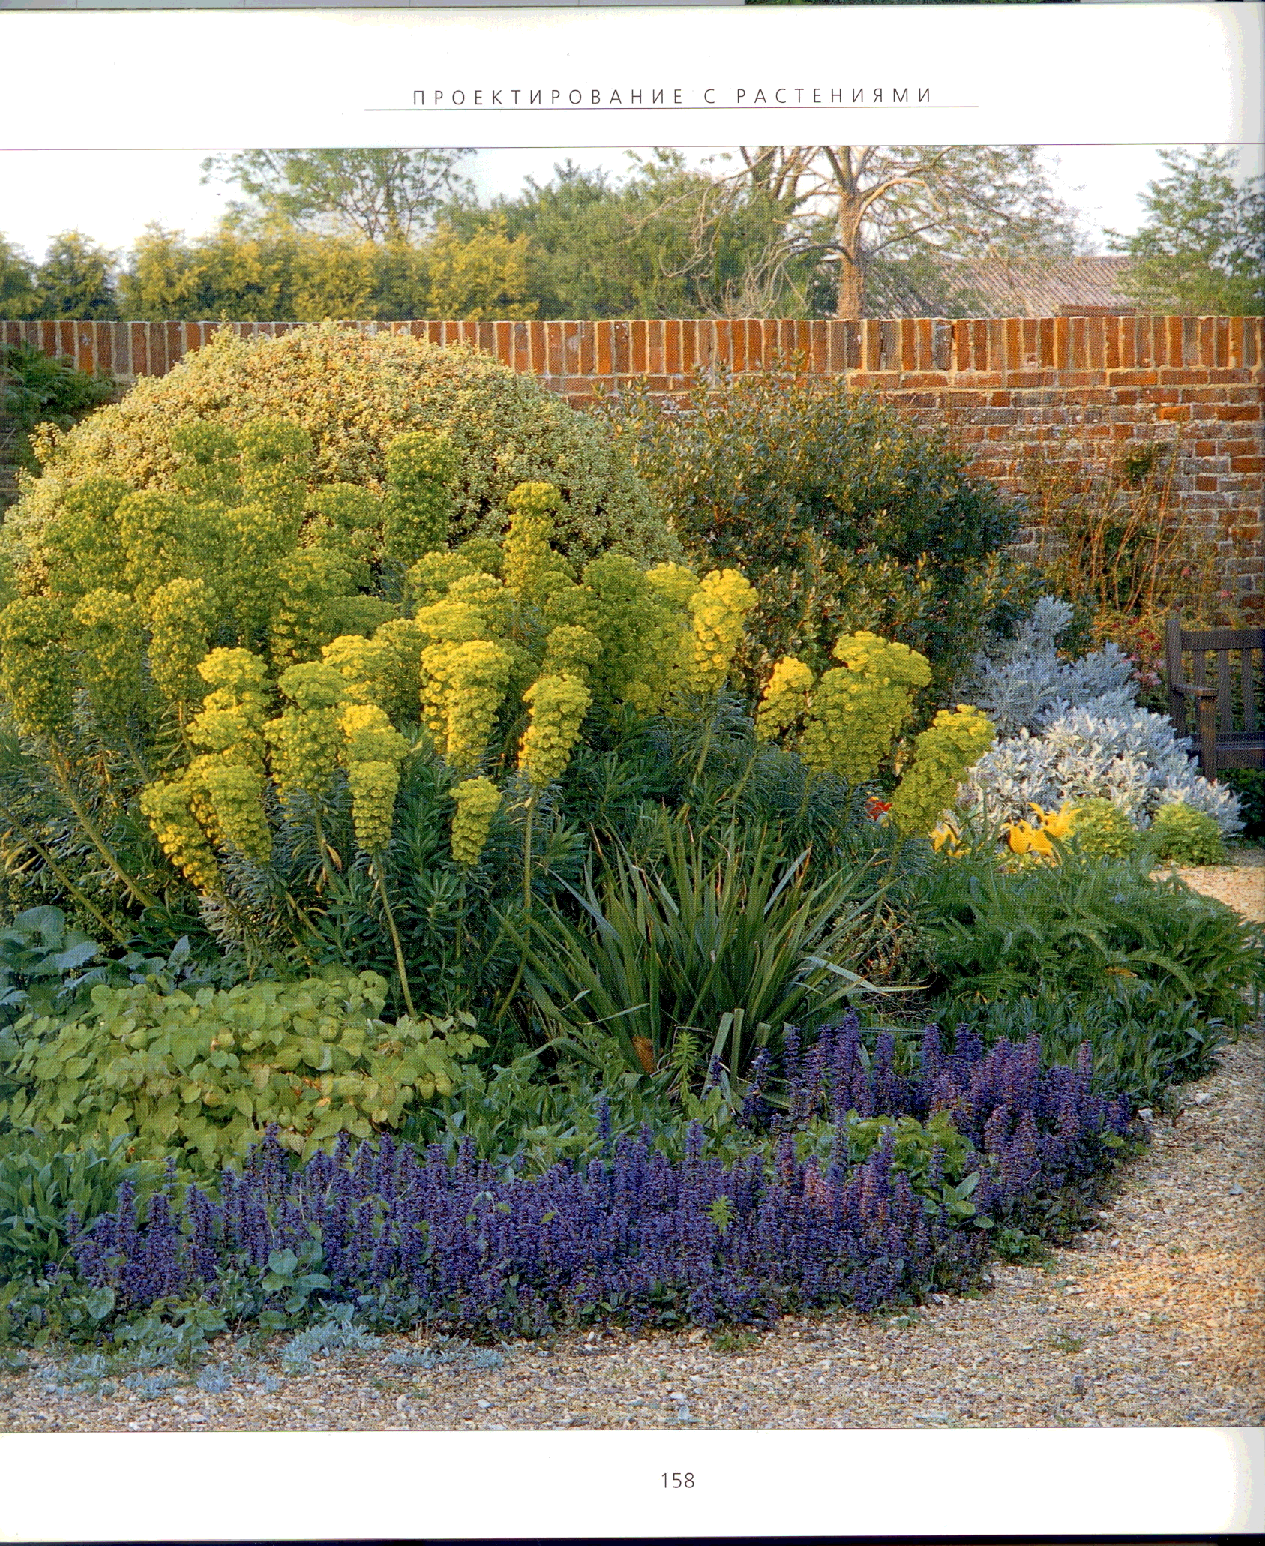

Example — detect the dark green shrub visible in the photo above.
[919,848,1263,1040]
[0,971,485,1176]
[1,342,115,478]
[598,369,1027,697]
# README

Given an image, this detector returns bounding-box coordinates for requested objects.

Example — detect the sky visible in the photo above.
[2,144,1262,264]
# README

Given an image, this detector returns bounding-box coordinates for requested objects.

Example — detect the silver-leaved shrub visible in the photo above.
[959,596,1242,837]
[957,596,1137,738]
[964,703,1242,835]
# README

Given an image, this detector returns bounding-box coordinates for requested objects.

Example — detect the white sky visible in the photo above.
[2,144,1262,264]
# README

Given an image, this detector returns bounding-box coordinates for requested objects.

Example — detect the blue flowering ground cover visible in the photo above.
[44,1014,1131,1347]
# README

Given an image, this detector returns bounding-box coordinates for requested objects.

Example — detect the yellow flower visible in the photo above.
[1007,820,1054,858]
[449,776,502,866]
[1034,802,1077,842]
[687,569,757,696]
[888,703,994,838]
[518,673,592,789]
[930,820,963,856]
[502,481,560,605]
[756,657,814,744]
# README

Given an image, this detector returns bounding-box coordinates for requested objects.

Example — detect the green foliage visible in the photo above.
[888,705,995,838]
[27,232,119,320]
[0,906,106,1027]
[0,342,116,476]
[1148,802,1228,867]
[202,149,472,244]
[0,971,485,1175]
[446,151,818,320]
[601,370,1022,695]
[6,323,672,574]
[1109,147,1264,315]
[919,848,1264,1041]
[1069,798,1139,860]
[0,237,39,321]
[509,811,914,1077]
[118,217,536,326]
[0,1129,166,1277]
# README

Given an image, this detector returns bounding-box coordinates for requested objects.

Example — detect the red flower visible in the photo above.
[865,796,892,820]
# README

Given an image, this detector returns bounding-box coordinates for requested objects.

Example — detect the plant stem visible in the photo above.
[371,849,416,1020]
[122,728,151,786]
[0,807,128,943]
[47,748,159,911]
[522,795,535,916]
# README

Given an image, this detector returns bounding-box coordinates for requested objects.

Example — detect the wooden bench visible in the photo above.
[1163,617,1265,780]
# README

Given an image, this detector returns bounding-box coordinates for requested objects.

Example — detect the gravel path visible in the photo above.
[2,861,1261,1433]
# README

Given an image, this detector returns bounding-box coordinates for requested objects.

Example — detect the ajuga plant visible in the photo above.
[52,1015,1133,1338]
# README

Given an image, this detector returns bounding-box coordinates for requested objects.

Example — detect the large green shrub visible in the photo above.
[1148,801,1228,866]
[4,322,675,575]
[0,971,484,1175]
[598,370,1025,696]
[920,848,1263,1039]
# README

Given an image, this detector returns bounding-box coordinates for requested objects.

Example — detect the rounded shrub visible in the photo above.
[598,369,1024,696]
[1149,801,1228,866]
[1070,798,1139,860]
[5,322,676,576]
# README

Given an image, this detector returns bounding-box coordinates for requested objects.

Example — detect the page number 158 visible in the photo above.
[661,1472,695,1489]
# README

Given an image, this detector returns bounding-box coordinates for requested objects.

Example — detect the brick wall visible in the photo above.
[3,315,1261,614]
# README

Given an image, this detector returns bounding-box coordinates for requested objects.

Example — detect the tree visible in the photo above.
[721,147,1085,318]
[119,216,534,324]
[121,218,380,322]
[447,152,815,319]
[0,236,39,320]
[200,149,473,245]
[32,231,119,319]
[1108,147,1264,315]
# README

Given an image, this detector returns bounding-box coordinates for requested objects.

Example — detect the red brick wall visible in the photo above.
[4,315,1261,614]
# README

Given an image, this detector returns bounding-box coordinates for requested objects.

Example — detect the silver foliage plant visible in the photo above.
[958,596,1137,738]
[958,597,1242,837]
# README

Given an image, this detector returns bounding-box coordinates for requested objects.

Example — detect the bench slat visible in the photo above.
[1178,626,1265,651]
[1217,649,1233,731]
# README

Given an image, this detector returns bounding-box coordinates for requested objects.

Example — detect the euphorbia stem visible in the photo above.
[372,850,416,1020]
[0,805,128,943]
[522,796,535,915]
[48,747,158,911]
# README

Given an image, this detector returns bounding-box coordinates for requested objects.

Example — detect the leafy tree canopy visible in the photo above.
[0,236,39,321]
[445,151,819,319]
[1108,146,1265,315]
[200,148,474,245]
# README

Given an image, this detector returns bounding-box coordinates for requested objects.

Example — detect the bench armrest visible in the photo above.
[1169,680,1218,700]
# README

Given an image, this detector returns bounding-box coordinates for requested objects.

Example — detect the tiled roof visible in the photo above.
[941,255,1136,317]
